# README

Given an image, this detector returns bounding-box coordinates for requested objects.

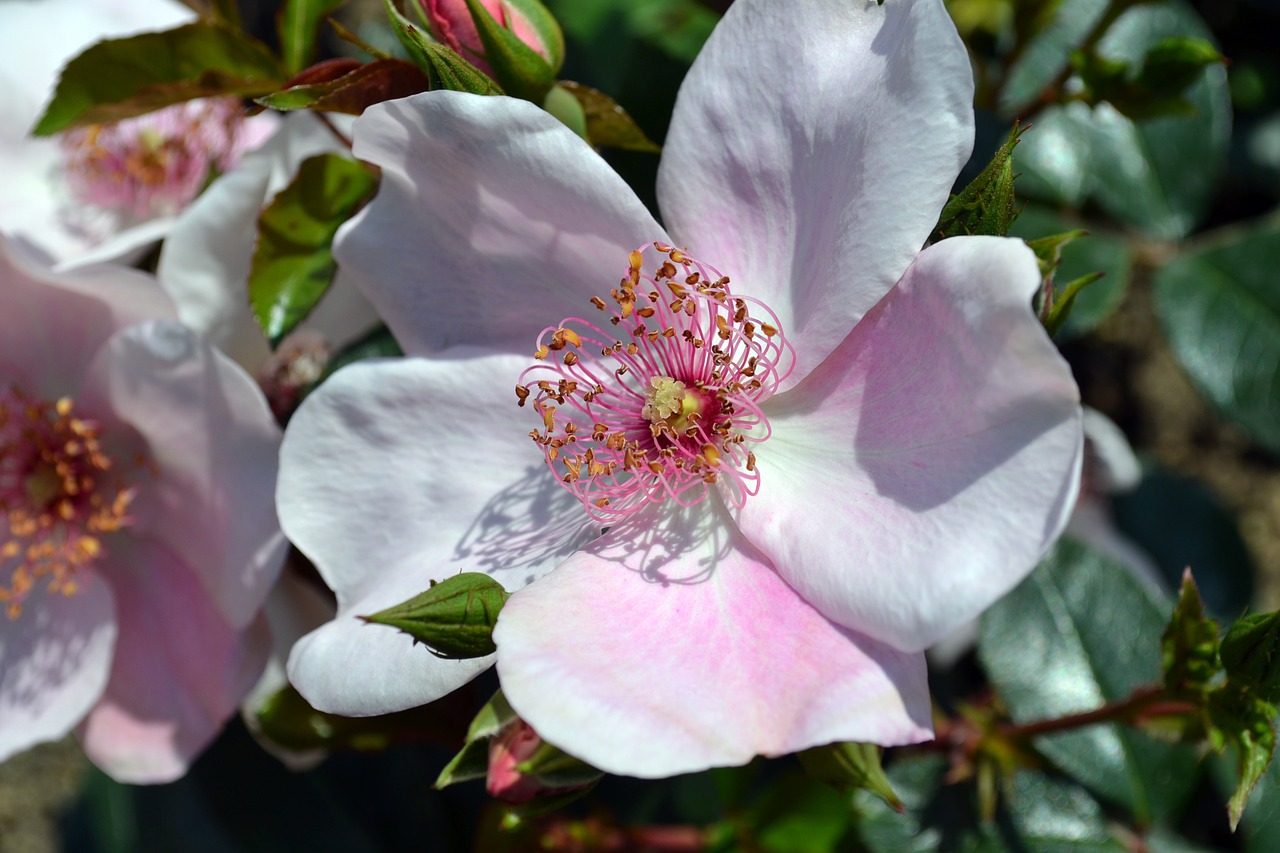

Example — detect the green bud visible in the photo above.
[1161,569,1222,695]
[361,572,509,659]
[933,122,1025,241]
[1222,611,1280,703]
[463,0,558,102]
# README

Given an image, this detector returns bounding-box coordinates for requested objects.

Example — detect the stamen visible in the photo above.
[518,242,795,522]
[0,388,137,618]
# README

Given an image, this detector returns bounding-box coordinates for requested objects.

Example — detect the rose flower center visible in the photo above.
[0,387,137,618]
[517,242,795,523]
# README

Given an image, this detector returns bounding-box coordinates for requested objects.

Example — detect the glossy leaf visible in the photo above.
[256,59,431,114]
[33,22,283,135]
[979,539,1198,823]
[1014,2,1231,239]
[361,573,509,659]
[854,756,1126,852]
[1154,218,1280,454]
[1207,686,1278,830]
[556,81,660,152]
[249,154,378,346]
[1222,613,1280,704]
[279,0,347,74]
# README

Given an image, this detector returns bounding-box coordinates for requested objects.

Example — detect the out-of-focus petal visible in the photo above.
[0,236,176,399]
[657,0,973,388]
[78,536,270,784]
[495,499,931,778]
[0,576,116,763]
[279,351,598,715]
[77,321,286,629]
[739,237,1082,652]
[334,92,668,357]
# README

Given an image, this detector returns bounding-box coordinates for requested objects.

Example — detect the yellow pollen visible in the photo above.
[1,391,136,619]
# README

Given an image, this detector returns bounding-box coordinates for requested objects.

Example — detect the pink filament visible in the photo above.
[519,242,795,523]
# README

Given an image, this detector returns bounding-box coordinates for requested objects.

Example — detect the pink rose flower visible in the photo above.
[278,0,1082,777]
[0,236,285,782]
[421,0,555,76]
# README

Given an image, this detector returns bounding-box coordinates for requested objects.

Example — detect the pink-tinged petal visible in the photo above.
[279,351,598,715]
[157,114,377,369]
[657,0,973,389]
[0,576,116,763]
[0,235,176,398]
[77,321,286,628]
[334,92,668,356]
[740,236,1083,652]
[79,536,270,784]
[0,0,194,263]
[495,499,931,778]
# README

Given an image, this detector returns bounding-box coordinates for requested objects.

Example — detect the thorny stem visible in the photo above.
[538,818,710,852]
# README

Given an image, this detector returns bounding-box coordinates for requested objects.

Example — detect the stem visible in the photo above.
[999,685,1198,741]
[317,112,354,149]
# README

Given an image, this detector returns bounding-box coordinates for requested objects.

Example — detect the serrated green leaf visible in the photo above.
[854,756,1126,852]
[934,123,1024,240]
[1154,217,1280,454]
[1222,613,1280,704]
[33,22,284,135]
[248,153,377,347]
[279,0,346,74]
[557,80,660,153]
[796,742,902,813]
[1162,570,1222,695]
[385,0,502,94]
[361,573,509,659]
[1207,686,1278,829]
[255,59,430,114]
[979,539,1199,823]
[463,0,556,101]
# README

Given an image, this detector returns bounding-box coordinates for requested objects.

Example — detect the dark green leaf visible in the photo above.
[1014,2,1231,239]
[1207,686,1278,829]
[1010,205,1131,338]
[255,684,463,753]
[796,742,902,813]
[249,153,377,347]
[979,539,1199,823]
[435,738,491,789]
[1162,570,1222,695]
[1112,466,1256,617]
[385,0,502,94]
[463,0,556,101]
[557,81,661,153]
[1138,37,1226,98]
[33,22,283,136]
[1241,754,1280,852]
[1222,613,1280,703]
[933,123,1025,241]
[279,0,346,74]
[255,58,431,114]
[1000,0,1109,114]
[361,572,509,659]
[1154,218,1280,454]
[749,773,852,853]
[854,756,1125,852]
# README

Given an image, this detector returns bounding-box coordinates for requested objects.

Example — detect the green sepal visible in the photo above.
[933,122,1026,240]
[1223,612,1280,704]
[1043,270,1106,337]
[436,691,518,789]
[556,81,661,153]
[796,741,903,813]
[462,0,557,102]
[1024,229,1087,279]
[1207,685,1278,830]
[361,572,509,659]
[541,84,587,140]
[516,741,603,790]
[278,0,346,74]
[33,22,284,136]
[499,783,601,826]
[501,0,564,71]
[385,0,502,95]
[248,153,378,347]
[1161,570,1223,697]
